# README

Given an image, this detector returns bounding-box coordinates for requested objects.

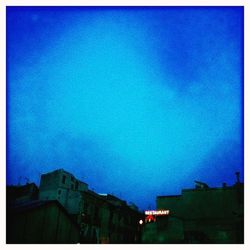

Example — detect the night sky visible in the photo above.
[7,7,243,210]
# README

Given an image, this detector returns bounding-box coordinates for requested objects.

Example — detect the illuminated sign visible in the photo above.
[145,210,170,216]
[145,215,156,223]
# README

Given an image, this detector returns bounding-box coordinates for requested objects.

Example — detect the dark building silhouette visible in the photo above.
[6,169,143,243]
[8,169,242,244]
[38,169,143,243]
[142,175,244,243]
[7,182,39,206]
[7,200,79,243]
[79,191,142,243]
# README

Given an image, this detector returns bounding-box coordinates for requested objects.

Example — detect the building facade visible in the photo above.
[38,169,143,243]
[7,200,80,243]
[39,169,88,215]
[154,179,244,243]
[99,194,143,243]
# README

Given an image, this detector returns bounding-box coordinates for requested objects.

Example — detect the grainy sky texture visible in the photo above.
[7,7,243,210]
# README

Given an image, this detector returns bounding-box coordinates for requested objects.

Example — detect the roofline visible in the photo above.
[182,184,243,192]
[41,169,88,185]
[157,182,244,197]
[7,182,38,188]
[157,195,181,198]
[82,191,142,214]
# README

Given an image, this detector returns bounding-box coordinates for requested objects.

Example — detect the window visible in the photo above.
[62,175,66,184]
[58,189,61,195]
[71,184,74,190]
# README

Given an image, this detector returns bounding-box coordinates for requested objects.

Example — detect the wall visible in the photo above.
[80,191,143,244]
[155,184,244,243]
[7,201,79,243]
[39,169,88,215]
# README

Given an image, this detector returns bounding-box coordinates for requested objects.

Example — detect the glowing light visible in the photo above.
[145,215,156,223]
[139,219,143,225]
[145,210,170,216]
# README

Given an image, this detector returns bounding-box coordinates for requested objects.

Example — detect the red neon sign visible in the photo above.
[145,214,156,223]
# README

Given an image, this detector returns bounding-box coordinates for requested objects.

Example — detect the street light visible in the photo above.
[139,219,144,225]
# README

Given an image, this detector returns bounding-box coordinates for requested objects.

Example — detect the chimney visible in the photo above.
[222,182,227,188]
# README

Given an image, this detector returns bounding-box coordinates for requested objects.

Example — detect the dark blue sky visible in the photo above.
[7,7,243,210]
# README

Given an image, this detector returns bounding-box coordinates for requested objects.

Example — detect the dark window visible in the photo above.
[71,175,74,181]
[75,181,79,190]
[71,184,74,190]
[62,175,66,184]
[58,189,61,195]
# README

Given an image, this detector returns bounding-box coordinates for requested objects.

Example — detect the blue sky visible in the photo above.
[7,7,243,210]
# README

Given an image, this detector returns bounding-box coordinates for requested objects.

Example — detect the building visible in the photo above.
[99,194,143,243]
[79,190,105,243]
[7,183,39,206]
[153,176,244,243]
[76,191,143,243]
[39,169,88,215]
[7,200,79,243]
[38,169,143,243]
